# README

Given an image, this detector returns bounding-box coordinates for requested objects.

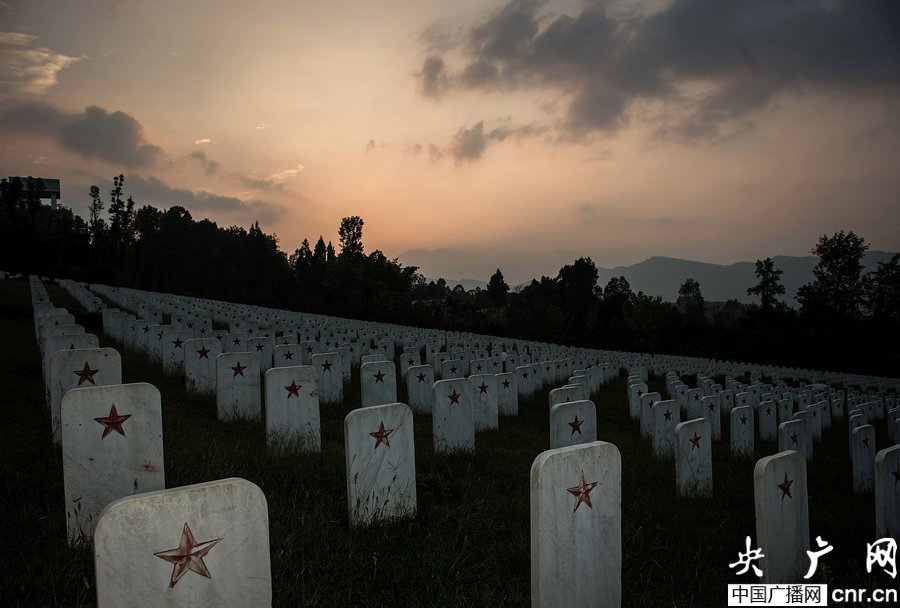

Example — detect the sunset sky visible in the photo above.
[1,0,898,283]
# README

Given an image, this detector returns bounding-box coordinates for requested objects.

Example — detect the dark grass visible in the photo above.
[0,278,895,606]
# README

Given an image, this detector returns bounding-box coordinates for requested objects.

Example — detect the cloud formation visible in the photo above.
[127,174,285,224]
[187,149,219,175]
[0,31,81,103]
[0,102,164,166]
[417,0,900,141]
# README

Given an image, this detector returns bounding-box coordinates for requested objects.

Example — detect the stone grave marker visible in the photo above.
[312,352,343,404]
[530,441,621,608]
[753,450,810,583]
[360,361,397,408]
[639,392,662,438]
[184,338,222,395]
[805,404,823,442]
[759,400,777,442]
[264,365,320,452]
[42,333,100,381]
[49,347,123,444]
[628,382,648,420]
[652,399,680,459]
[793,411,815,460]
[247,336,275,373]
[272,343,298,368]
[441,358,465,380]
[731,405,754,458]
[852,424,876,493]
[161,329,195,375]
[496,372,518,416]
[432,378,474,453]
[778,420,809,463]
[62,382,164,543]
[406,364,434,413]
[675,418,712,498]
[465,371,495,421]
[215,353,261,420]
[549,400,597,449]
[875,446,900,540]
[701,395,721,441]
[344,402,416,526]
[516,365,535,397]
[94,478,271,607]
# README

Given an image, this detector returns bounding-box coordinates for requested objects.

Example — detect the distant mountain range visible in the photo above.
[432,251,897,305]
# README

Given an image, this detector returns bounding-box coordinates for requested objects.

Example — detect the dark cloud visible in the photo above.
[187,149,219,175]
[418,0,900,140]
[0,102,164,166]
[418,55,448,98]
[128,174,284,224]
[450,121,487,163]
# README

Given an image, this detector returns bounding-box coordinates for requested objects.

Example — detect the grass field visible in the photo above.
[0,277,893,606]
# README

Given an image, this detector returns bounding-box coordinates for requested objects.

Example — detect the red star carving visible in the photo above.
[449,366,457,374]
[74,362,99,386]
[502,379,511,389]
[306,346,314,353]
[321,360,332,372]
[475,364,483,371]
[154,523,222,588]
[232,338,241,346]
[664,410,673,421]
[231,361,246,377]
[567,470,598,512]
[373,370,385,383]
[407,358,414,366]
[777,472,793,500]
[740,415,748,426]
[416,372,427,383]
[569,415,584,435]
[862,435,870,448]
[283,351,294,360]
[255,344,264,352]
[197,346,210,359]
[892,463,900,485]
[284,380,301,398]
[369,421,393,449]
[142,325,150,333]
[689,432,702,450]
[448,389,461,405]
[790,431,800,445]
[477,382,488,394]
[172,338,184,349]
[94,404,131,439]
[521,372,529,380]
[708,403,716,412]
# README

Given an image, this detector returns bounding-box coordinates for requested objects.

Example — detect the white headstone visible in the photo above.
[470,374,498,431]
[62,382,164,543]
[652,399,680,459]
[215,353,261,420]
[311,352,343,403]
[264,365,320,452]
[360,361,397,408]
[875,445,900,541]
[49,347,123,444]
[530,441,621,608]
[675,418,712,498]
[731,406,754,459]
[549,400,597,449]
[496,372,518,416]
[432,378,475,453]
[94,478,271,607]
[753,450,810,583]
[344,402,416,526]
[851,424,876,493]
[184,338,222,395]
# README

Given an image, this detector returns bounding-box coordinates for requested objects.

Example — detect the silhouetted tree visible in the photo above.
[338,216,365,260]
[797,230,868,319]
[487,268,509,307]
[866,253,900,322]
[747,257,785,312]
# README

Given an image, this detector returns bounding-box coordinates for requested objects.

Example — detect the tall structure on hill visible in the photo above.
[6,176,61,209]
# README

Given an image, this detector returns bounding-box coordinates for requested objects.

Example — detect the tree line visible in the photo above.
[1,175,897,376]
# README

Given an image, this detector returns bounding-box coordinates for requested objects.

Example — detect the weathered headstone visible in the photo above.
[549,400,597,449]
[530,441,621,608]
[496,372,518,416]
[344,402,416,526]
[62,382,164,543]
[94,478,271,607]
[852,424,876,493]
[184,338,222,395]
[731,406,754,459]
[264,365,320,452]
[406,364,434,413]
[311,352,343,403]
[432,378,474,453]
[652,399,680,459]
[360,361,397,408]
[675,418,712,498]
[753,450,809,583]
[759,400,777,442]
[215,353,261,420]
[470,374,498,431]
[875,445,900,540]
[49,347,123,444]
[701,395,721,441]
